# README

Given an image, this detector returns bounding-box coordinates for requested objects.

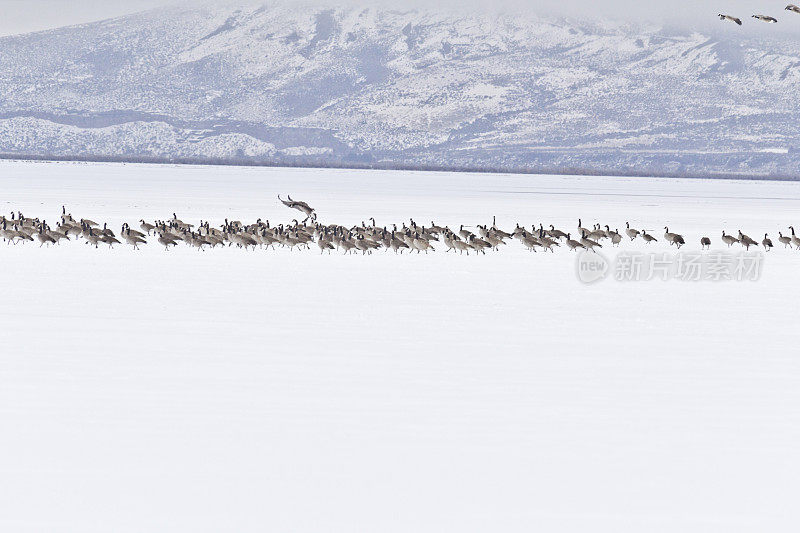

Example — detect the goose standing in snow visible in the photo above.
[625,222,640,241]
[158,232,178,251]
[789,226,800,249]
[721,231,739,247]
[580,230,602,252]
[140,220,156,235]
[700,236,711,250]
[738,230,758,250]
[664,227,685,248]
[609,228,622,247]
[36,225,56,247]
[641,230,657,244]
[778,231,792,248]
[763,234,774,251]
[565,233,586,251]
[548,225,568,240]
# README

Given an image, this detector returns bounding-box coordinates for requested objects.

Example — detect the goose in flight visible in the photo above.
[752,15,778,23]
[786,5,800,14]
[718,14,742,25]
[278,195,315,222]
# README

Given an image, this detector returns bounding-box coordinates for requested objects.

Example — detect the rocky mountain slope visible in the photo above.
[1,1,799,177]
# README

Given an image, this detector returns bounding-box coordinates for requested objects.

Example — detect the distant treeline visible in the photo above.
[0,152,796,182]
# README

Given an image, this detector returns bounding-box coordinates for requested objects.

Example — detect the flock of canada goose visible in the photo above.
[0,197,797,255]
[719,4,800,25]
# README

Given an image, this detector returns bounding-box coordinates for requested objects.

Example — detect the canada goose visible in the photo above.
[429,221,446,234]
[718,14,743,25]
[278,195,315,222]
[664,227,685,248]
[390,232,410,253]
[469,235,491,254]
[354,235,373,255]
[122,229,147,250]
[587,225,606,241]
[483,233,505,250]
[787,5,800,14]
[565,233,586,251]
[538,229,559,252]
[778,232,792,248]
[607,227,622,246]
[580,230,602,252]
[157,232,178,250]
[752,14,778,23]
[85,228,102,248]
[763,233,774,251]
[789,226,800,249]
[99,223,115,238]
[339,237,356,255]
[738,230,758,250]
[700,236,711,250]
[452,238,471,255]
[0,220,15,243]
[641,231,657,244]
[122,223,146,239]
[316,234,334,254]
[458,225,474,240]
[139,220,156,235]
[721,231,739,247]
[625,222,640,241]
[442,231,456,252]
[36,227,56,247]
[100,233,121,248]
[577,219,590,235]
[490,219,513,239]
[521,233,541,252]
[548,225,568,240]
[413,233,435,254]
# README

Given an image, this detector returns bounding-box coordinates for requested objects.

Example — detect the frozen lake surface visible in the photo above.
[1,160,799,532]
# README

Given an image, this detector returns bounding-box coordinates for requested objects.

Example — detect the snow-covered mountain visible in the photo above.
[1,1,800,177]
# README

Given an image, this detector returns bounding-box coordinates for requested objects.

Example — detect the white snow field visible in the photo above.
[1,159,799,532]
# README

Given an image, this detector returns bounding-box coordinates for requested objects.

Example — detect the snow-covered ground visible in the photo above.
[1,160,799,532]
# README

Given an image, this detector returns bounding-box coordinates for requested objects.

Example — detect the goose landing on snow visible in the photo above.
[278,195,316,223]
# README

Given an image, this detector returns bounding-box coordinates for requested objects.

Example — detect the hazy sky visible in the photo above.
[2,0,800,36]
[0,0,173,36]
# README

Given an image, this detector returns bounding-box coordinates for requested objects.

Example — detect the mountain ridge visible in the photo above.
[1,2,799,177]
